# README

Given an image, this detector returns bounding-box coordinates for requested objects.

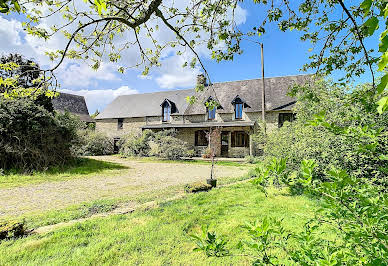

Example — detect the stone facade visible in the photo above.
[95,110,293,157]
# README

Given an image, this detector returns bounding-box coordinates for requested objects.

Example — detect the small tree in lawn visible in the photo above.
[206,127,221,187]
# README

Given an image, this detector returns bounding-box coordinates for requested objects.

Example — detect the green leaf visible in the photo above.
[377,73,388,94]
[360,0,372,16]
[378,52,388,71]
[377,96,388,114]
[379,35,388,53]
[363,16,379,36]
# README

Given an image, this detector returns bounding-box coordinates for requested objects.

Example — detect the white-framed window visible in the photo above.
[162,102,171,122]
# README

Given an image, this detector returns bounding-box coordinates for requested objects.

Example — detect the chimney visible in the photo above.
[196,74,207,88]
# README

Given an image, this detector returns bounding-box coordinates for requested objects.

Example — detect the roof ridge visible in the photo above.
[210,73,313,85]
[116,88,194,98]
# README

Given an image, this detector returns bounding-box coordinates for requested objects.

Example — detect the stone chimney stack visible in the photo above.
[196,74,207,88]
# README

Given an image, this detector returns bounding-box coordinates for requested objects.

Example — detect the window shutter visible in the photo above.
[195,131,198,146]
[231,132,235,147]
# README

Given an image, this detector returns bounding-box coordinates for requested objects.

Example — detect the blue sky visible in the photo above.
[0,1,378,114]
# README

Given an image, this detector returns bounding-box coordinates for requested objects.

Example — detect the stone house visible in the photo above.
[95,74,312,157]
[52,92,94,123]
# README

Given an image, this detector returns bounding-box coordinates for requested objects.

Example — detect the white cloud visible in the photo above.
[59,62,119,88]
[0,17,22,48]
[155,55,201,89]
[60,85,138,113]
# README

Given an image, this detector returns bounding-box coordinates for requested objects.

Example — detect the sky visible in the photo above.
[0,1,377,114]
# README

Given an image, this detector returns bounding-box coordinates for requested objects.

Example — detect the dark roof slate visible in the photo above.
[95,74,313,119]
[95,89,194,119]
[184,74,313,115]
[52,92,93,122]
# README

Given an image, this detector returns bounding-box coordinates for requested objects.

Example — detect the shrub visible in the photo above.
[120,129,190,160]
[0,220,27,240]
[150,135,189,160]
[0,97,79,171]
[260,82,388,182]
[184,182,212,193]
[73,130,113,156]
[119,130,154,157]
[244,155,259,164]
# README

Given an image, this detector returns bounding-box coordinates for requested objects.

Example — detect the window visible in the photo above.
[113,138,120,153]
[207,107,216,120]
[235,103,243,119]
[195,130,208,146]
[117,118,123,130]
[231,131,249,147]
[278,113,296,127]
[162,102,171,122]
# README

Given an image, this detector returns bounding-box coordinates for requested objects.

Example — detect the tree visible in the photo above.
[1,1,386,110]
[0,53,55,109]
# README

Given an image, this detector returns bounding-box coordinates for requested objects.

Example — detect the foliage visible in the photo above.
[72,130,113,156]
[0,220,27,241]
[119,130,154,157]
[184,182,212,193]
[0,54,56,99]
[0,97,79,171]
[244,155,259,164]
[240,217,288,265]
[120,129,190,160]
[1,1,387,113]
[190,226,229,257]
[263,80,387,182]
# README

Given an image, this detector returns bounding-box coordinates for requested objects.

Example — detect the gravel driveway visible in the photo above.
[0,157,247,218]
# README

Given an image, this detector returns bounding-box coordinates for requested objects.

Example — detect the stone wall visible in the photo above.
[96,110,294,157]
[95,117,146,138]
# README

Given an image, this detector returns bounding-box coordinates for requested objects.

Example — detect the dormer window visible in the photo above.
[162,101,171,122]
[205,96,220,121]
[207,107,216,120]
[235,103,243,119]
[232,95,249,120]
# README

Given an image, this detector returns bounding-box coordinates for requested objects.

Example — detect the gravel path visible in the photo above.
[0,157,247,218]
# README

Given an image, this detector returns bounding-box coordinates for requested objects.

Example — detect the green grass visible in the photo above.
[0,158,127,188]
[0,182,327,265]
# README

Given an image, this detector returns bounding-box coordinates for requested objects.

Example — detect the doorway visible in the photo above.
[221,131,229,157]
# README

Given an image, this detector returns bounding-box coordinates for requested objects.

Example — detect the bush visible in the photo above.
[244,155,259,164]
[73,130,113,156]
[0,220,27,240]
[0,97,80,171]
[120,129,190,160]
[150,135,190,160]
[260,82,387,182]
[119,130,154,157]
[184,182,212,193]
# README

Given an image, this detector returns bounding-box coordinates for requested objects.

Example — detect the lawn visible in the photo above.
[0,158,127,188]
[0,182,327,265]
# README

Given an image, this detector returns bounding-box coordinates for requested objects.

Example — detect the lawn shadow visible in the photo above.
[45,157,128,175]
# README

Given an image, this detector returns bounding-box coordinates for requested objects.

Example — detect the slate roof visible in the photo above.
[184,74,313,115]
[52,92,94,123]
[96,89,194,119]
[96,74,313,119]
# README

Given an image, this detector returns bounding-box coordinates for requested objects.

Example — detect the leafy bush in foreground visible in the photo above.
[192,81,388,265]
[0,97,79,171]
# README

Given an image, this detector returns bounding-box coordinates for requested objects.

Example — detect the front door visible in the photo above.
[221,131,229,157]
